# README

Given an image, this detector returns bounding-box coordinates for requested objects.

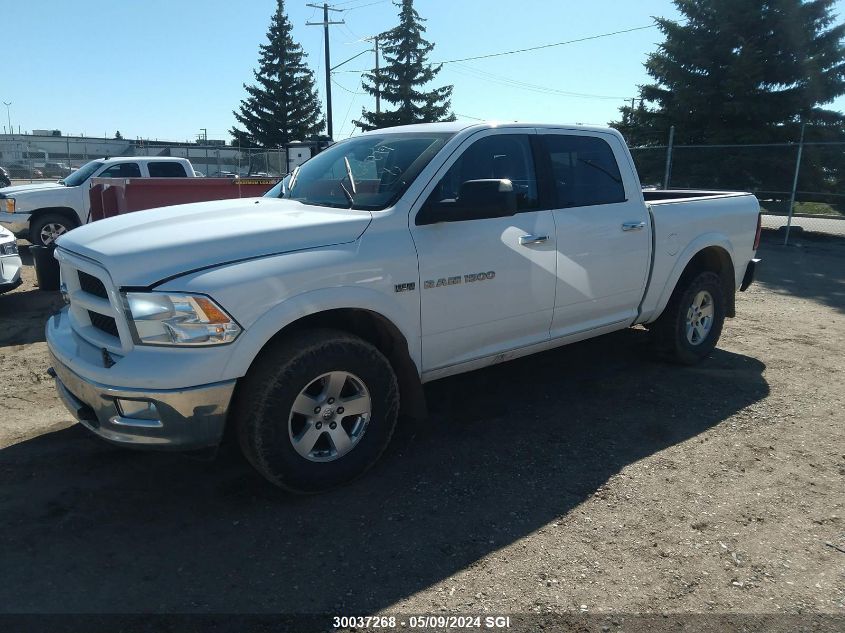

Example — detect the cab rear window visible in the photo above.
[148,162,187,177]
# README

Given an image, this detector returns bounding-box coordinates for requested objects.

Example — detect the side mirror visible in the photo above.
[416,179,517,225]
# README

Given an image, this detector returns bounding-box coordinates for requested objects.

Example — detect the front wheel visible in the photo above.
[30,213,78,247]
[650,271,726,365]
[233,329,399,493]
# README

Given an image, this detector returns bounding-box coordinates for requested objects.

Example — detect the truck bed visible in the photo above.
[637,189,760,324]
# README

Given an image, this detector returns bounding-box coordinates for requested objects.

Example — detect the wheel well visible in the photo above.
[30,207,81,229]
[262,308,427,420]
[677,246,736,318]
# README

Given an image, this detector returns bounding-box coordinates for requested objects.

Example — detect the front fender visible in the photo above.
[221,285,422,379]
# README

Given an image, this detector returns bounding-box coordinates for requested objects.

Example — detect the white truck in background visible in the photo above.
[0,157,196,246]
[0,225,22,294]
[46,122,761,493]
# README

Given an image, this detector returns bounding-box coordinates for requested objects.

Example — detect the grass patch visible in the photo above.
[759,200,845,217]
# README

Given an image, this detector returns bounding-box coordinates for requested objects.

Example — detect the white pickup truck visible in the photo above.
[46,122,761,492]
[0,156,196,246]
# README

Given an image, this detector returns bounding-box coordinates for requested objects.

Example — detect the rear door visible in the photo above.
[541,131,651,337]
[410,129,557,372]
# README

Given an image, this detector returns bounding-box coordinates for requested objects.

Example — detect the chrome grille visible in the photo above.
[55,248,130,354]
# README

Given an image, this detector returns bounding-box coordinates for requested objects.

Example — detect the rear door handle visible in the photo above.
[519,234,549,246]
[621,221,646,232]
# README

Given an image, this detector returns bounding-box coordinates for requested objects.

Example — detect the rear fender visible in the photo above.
[643,233,735,323]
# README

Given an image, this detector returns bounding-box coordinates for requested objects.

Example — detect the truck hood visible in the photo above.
[56,197,372,287]
[0,182,65,195]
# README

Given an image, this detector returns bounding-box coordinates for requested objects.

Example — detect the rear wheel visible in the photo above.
[234,329,399,493]
[650,271,725,365]
[30,213,78,246]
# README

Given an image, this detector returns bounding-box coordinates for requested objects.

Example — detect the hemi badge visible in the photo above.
[394,282,416,293]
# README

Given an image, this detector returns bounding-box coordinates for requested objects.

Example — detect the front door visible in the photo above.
[410,130,557,373]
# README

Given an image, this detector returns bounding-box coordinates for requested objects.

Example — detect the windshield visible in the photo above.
[264,132,453,210]
[62,160,104,187]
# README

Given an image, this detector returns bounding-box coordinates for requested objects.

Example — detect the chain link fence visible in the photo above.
[133,145,292,178]
[629,135,845,244]
[3,139,309,182]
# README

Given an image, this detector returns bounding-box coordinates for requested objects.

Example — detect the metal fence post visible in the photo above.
[663,125,675,189]
[783,122,806,246]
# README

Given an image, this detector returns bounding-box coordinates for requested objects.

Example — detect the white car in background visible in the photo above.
[0,225,22,294]
[0,157,198,247]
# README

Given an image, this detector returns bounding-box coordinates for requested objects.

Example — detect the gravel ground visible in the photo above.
[0,231,842,621]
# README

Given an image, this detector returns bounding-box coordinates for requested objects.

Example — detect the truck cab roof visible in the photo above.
[361,121,621,136]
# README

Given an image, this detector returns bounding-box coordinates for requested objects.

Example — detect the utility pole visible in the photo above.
[307,3,344,140]
[3,102,11,136]
[374,35,381,114]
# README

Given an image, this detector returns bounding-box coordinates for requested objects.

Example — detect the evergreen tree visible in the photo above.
[231,0,324,147]
[355,0,455,130]
[613,0,845,192]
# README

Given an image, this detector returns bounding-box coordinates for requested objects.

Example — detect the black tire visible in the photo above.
[233,329,399,493]
[649,271,725,365]
[30,213,78,247]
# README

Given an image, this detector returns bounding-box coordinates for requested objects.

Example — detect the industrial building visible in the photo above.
[0,130,316,177]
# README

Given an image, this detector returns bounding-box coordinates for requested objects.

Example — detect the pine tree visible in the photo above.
[354,0,455,130]
[231,0,324,147]
[613,0,845,192]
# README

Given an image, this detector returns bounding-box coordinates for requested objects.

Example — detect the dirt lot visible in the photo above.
[0,232,843,620]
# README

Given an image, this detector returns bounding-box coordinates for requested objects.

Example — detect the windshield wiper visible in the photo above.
[343,157,357,195]
[282,166,301,198]
[339,156,356,207]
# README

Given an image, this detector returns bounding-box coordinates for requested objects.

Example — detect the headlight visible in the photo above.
[0,240,18,255]
[3,198,14,213]
[123,292,241,346]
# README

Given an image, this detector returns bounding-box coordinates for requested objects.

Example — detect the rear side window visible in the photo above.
[98,163,141,178]
[148,162,187,177]
[543,135,626,208]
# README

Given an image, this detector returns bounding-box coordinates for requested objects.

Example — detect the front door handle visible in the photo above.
[621,221,646,232]
[519,234,549,246]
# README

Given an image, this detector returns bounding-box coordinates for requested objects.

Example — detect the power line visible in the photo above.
[342,0,388,11]
[333,22,659,74]
[435,23,657,65]
[447,62,630,100]
[455,113,487,121]
[331,78,367,95]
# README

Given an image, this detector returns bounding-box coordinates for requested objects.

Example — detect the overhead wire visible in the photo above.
[446,62,630,100]
[332,22,659,74]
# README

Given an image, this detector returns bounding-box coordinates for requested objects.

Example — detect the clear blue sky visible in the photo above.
[6,0,845,143]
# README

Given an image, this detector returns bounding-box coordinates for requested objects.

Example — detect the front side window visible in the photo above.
[148,162,187,177]
[264,132,453,210]
[544,134,626,208]
[98,162,141,178]
[62,160,104,186]
[425,134,539,216]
